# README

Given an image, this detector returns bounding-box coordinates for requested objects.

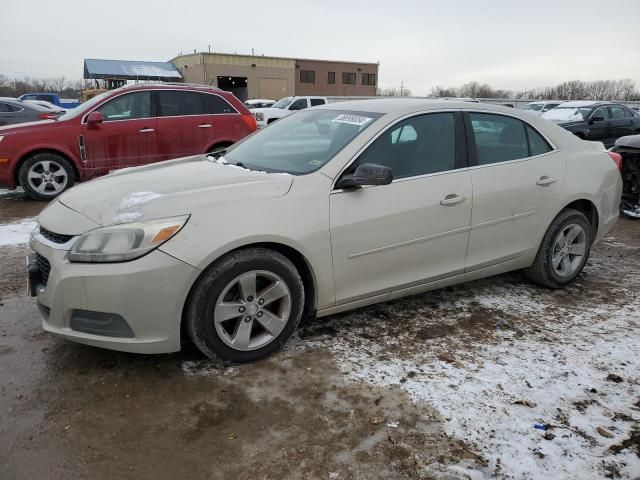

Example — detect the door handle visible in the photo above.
[198,124,212,128]
[139,128,155,133]
[440,194,465,206]
[536,175,557,186]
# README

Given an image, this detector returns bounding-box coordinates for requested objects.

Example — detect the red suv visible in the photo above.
[0,84,257,200]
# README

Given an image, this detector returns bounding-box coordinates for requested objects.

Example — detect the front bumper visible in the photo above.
[30,235,198,354]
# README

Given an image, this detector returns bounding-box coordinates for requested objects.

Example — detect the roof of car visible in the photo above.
[556,100,608,108]
[318,98,511,114]
[117,82,223,92]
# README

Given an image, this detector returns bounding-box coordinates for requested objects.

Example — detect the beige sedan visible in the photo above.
[29,99,622,362]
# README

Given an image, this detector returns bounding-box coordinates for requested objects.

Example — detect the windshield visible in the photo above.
[57,91,111,120]
[222,109,382,174]
[525,104,543,111]
[541,107,592,122]
[272,97,293,109]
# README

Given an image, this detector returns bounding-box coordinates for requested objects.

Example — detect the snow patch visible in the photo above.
[0,218,37,246]
[112,191,162,225]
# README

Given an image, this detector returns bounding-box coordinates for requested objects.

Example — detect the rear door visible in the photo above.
[200,93,240,149]
[609,105,637,140]
[155,90,208,160]
[84,91,156,173]
[464,112,565,271]
[330,111,472,304]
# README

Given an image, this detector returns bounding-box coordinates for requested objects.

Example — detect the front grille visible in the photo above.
[36,253,51,286]
[39,226,74,244]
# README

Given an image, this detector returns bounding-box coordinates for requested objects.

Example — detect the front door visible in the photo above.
[587,106,612,143]
[464,112,566,271]
[330,112,472,305]
[84,91,156,174]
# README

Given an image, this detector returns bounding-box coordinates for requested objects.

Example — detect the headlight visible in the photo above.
[254,112,264,122]
[68,215,189,263]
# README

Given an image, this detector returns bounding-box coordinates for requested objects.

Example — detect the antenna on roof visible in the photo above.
[208,45,211,53]
[252,48,255,56]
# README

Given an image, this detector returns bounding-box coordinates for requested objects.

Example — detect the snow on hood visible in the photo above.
[56,155,294,228]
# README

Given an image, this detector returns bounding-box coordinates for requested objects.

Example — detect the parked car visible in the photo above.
[251,96,328,128]
[610,134,640,218]
[18,93,80,109]
[0,97,60,126]
[0,84,257,200]
[28,100,622,362]
[244,99,275,109]
[23,99,68,116]
[523,101,562,116]
[541,101,640,147]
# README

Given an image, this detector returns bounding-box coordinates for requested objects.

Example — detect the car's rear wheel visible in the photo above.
[19,153,75,200]
[525,208,593,288]
[185,248,304,363]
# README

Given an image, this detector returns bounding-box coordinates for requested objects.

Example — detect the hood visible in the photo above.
[0,119,58,134]
[57,155,294,227]
[252,107,289,118]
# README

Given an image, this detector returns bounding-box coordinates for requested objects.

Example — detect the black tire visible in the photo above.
[18,152,75,201]
[185,248,305,363]
[525,209,593,288]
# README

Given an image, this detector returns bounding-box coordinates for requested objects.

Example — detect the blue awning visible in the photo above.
[84,59,182,80]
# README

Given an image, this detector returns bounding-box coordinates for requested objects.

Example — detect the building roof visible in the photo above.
[169,51,379,67]
[84,59,182,80]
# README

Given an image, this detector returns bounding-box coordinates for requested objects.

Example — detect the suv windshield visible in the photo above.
[222,109,381,174]
[57,91,112,120]
[272,97,293,109]
[542,107,592,122]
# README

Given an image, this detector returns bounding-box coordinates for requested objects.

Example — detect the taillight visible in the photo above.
[241,114,257,132]
[38,112,58,120]
[608,151,623,171]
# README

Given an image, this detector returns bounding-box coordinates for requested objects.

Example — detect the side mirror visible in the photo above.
[590,115,604,123]
[87,111,104,125]
[336,163,393,189]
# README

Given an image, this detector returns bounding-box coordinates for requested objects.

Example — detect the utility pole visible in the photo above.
[400,80,404,97]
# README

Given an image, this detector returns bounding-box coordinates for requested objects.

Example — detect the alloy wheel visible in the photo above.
[26,160,68,195]
[551,223,587,278]
[214,270,292,351]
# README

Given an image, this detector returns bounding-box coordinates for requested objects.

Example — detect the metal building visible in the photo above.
[170,52,378,101]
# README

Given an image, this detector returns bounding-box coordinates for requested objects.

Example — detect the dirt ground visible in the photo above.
[1,191,639,480]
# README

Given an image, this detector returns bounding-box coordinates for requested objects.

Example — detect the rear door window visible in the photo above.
[202,94,236,114]
[610,106,626,119]
[469,113,528,165]
[158,91,204,117]
[526,125,553,156]
[310,99,325,106]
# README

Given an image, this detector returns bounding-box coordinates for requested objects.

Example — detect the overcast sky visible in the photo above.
[3,0,640,94]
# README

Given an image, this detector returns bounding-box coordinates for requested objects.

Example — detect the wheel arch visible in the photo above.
[180,241,318,344]
[15,148,81,186]
[558,198,599,237]
[204,140,234,154]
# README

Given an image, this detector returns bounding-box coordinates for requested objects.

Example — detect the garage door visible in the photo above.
[259,78,287,100]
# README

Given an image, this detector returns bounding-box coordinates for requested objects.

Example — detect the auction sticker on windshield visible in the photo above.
[332,114,374,126]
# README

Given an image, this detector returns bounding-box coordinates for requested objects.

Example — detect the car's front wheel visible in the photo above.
[185,248,305,362]
[19,153,75,200]
[525,208,593,288]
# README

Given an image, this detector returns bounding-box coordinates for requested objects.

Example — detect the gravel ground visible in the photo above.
[0,188,638,479]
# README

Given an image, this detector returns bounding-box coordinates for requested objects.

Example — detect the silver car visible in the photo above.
[0,97,57,126]
[29,99,622,362]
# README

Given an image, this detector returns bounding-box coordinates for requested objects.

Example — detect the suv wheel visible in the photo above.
[185,248,305,363]
[19,153,75,200]
[525,208,592,288]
